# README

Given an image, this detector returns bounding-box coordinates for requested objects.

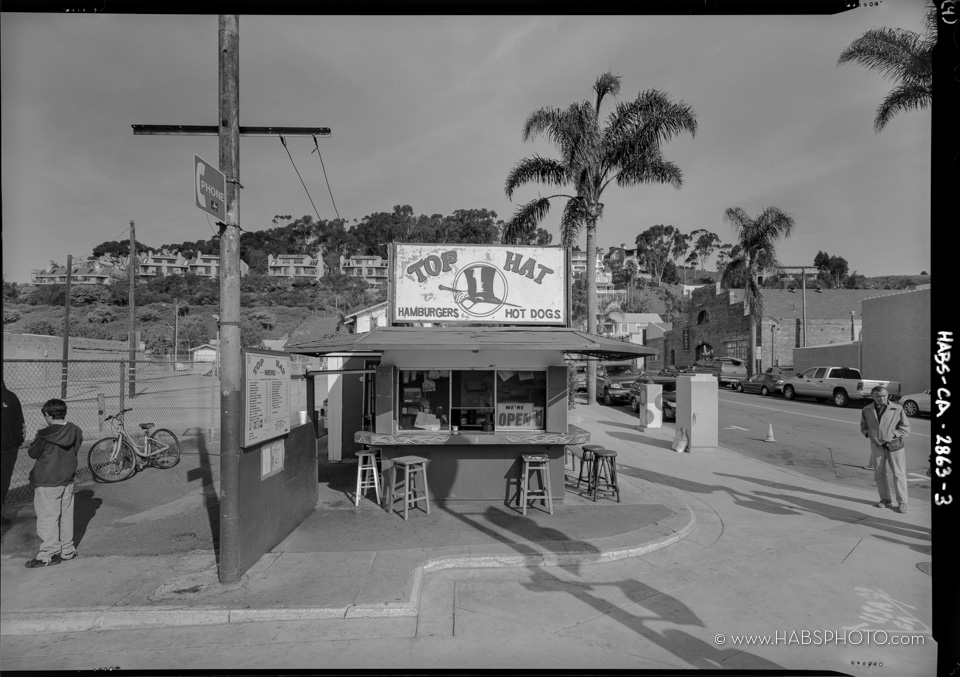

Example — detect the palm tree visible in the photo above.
[503,71,697,404]
[837,4,935,132]
[720,206,796,377]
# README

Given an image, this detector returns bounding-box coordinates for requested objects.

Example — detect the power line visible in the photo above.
[280,135,322,223]
[311,134,341,221]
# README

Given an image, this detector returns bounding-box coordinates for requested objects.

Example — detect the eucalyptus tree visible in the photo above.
[837,3,935,132]
[503,71,697,403]
[720,206,796,376]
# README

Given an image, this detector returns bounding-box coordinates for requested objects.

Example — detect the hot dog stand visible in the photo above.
[285,244,654,503]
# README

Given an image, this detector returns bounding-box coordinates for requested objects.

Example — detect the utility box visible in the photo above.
[636,383,663,429]
[676,374,718,451]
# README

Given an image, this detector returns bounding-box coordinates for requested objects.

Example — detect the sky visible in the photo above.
[1,5,933,284]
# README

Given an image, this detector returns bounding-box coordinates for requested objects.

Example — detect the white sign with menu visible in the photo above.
[243,350,291,447]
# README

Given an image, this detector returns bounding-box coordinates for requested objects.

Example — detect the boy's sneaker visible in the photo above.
[24,557,61,568]
[59,552,77,561]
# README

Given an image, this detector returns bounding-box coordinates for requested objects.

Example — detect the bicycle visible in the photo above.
[87,408,181,482]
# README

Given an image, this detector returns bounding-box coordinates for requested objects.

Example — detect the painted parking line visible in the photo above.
[908,473,930,482]
[720,396,931,438]
[725,425,749,431]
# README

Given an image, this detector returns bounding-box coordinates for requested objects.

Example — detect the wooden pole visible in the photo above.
[128,220,137,398]
[217,14,243,584]
[60,254,72,399]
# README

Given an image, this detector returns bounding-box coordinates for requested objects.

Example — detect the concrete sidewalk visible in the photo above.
[0,400,938,672]
[0,406,695,635]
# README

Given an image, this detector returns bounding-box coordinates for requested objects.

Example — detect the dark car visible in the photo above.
[629,377,677,421]
[736,372,785,396]
[596,361,640,406]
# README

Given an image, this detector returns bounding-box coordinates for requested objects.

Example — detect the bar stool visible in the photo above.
[389,455,431,520]
[577,444,604,492]
[591,449,620,503]
[519,453,553,515]
[354,449,382,506]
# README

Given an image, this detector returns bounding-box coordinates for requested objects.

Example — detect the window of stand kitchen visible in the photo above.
[396,369,547,432]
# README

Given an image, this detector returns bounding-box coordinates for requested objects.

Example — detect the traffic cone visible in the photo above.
[764,424,776,443]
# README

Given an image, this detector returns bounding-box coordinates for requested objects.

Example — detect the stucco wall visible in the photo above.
[861,289,930,395]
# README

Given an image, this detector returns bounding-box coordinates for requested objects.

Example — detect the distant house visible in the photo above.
[340,254,388,287]
[344,302,389,334]
[138,250,189,279]
[267,253,324,281]
[190,342,218,363]
[31,258,116,286]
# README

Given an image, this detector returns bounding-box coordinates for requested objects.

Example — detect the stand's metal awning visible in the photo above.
[285,326,655,361]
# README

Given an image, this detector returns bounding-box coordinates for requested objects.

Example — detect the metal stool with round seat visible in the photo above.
[591,449,620,503]
[389,455,431,520]
[519,453,553,515]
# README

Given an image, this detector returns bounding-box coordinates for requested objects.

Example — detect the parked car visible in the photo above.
[596,361,640,406]
[782,366,900,407]
[899,390,931,417]
[568,362,588,393]
[736,372,785,396]
[691,357,748,388]
[629,376,677,421]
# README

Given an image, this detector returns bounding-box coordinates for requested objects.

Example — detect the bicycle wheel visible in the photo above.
[88,437,137,482]
[148,429,181,469]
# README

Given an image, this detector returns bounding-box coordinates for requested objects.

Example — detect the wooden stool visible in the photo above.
[577,444,603,492]
[390,456,430,520]
[519,454,553,515]
[354,450,382,506]
[591,449,620,503]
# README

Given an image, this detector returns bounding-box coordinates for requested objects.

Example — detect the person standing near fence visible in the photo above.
[25,398,82,568]
[1,379,26,521]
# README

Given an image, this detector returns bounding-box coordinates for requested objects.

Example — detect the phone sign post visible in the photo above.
[194,155,226,220]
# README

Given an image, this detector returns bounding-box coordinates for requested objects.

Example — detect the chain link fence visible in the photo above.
[2,356,310,507]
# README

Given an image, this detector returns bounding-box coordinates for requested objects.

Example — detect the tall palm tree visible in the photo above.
[504,72,697,404]
[837,4,935,132]
[720,206,796,377]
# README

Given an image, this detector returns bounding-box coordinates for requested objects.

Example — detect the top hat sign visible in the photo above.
[392,244,567,326]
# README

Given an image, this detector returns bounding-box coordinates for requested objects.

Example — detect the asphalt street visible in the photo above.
[596,389,933,503]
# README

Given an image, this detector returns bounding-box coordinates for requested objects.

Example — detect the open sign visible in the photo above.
[496,403,544,429]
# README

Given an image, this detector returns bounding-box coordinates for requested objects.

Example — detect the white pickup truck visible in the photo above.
[782,366,901,407]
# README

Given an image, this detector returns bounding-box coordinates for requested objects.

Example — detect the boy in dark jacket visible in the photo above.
[26,398,82,568]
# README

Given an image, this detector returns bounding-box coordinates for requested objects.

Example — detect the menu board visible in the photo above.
[243,349,291,447]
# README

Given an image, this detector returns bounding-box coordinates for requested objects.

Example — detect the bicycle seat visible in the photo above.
[138,423,154,430]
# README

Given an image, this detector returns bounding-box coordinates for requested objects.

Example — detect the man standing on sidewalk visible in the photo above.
[860,385,910,514]
[25,398,82,568]
[1,379,26,521]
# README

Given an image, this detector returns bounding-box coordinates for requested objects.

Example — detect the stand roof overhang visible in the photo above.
[285,326,655,361]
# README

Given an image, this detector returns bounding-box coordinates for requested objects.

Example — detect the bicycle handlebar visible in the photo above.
[104,408,133,422]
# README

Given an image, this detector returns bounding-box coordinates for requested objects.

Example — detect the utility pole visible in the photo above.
[218,14,243,583]
[61,254,72,399]
[132,15,331,584]
[781,265,809,347]
[129,220,137,398]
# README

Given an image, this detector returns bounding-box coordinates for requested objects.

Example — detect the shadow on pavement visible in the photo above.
[187,435,220,563]
[73,488,102,547]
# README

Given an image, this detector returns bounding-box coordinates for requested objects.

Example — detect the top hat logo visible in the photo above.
[441,263,513,317]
